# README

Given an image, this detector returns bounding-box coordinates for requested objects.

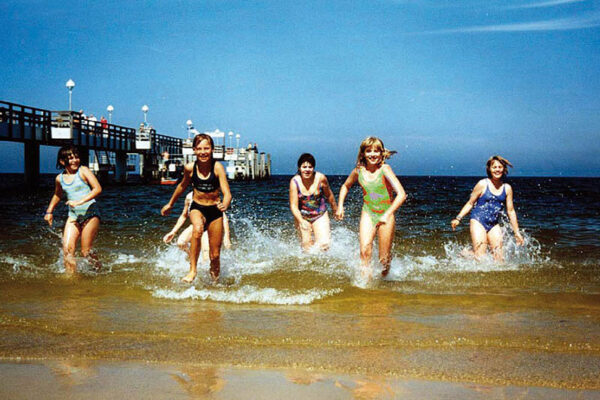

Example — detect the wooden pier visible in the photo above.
[0,100,182,186]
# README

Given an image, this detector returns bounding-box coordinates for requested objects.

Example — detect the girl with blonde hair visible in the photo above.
[336,137,407,279]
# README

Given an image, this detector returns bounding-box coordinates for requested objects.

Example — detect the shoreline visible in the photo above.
[1,358,599,399]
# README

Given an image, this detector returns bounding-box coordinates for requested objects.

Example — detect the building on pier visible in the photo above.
[179,128,271,181]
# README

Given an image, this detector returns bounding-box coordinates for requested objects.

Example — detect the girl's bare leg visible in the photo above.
[80,217,101,270]
[359,212,377,280]
[184,210,205,283]
[206,217,224,281]
[294,219,314,252]
[487,225,504,262]
[177,225,193,257]
[377,214,396,276]
[62,220,81,274]
[470,219,489,260]
[312,212,331,251]
[201,231,210,262]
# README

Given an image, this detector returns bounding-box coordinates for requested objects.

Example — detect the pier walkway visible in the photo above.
[0,100,182,185]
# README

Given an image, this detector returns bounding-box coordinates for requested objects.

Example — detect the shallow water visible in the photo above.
[0,174,599,389]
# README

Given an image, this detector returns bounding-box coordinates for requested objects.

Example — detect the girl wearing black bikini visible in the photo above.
[161,133,232,282]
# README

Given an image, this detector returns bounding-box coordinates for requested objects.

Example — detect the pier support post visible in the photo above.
[77,146,90,167]
[24,141,40,187]
[114,151,128,183]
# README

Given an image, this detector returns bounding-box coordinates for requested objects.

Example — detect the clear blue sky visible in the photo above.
[1,0,599,176]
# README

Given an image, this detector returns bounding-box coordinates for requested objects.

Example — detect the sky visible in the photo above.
[1,0,599,176]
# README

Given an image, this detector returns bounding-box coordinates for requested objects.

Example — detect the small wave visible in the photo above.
[152,284,342,305]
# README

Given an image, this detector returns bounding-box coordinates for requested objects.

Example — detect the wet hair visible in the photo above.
[486,155,513,179]
[356,136,396,167]
[193,133,214,150]
[297,153,316,172]
[56,145,80,170]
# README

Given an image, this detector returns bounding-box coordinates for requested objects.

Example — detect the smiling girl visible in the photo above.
[44,146,102,273]
[451,156,524,261]
[336,137,406,279]
[289,153,338,251]
[161,133,232,283]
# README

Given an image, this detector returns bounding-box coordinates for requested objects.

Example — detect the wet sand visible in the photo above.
[1,359,599,400]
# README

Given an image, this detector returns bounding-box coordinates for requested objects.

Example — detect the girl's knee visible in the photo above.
[209,249,221,260]
[192,226,204,238]
[360,246,372,259]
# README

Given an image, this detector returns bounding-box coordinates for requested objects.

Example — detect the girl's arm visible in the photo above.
[378,164,407,225]
[320,174,338,215]
[67,166,102,207]
[451,180,485,230]
[161,163,192,216]
[289,177,310,230]
[163,196,191,243]
[223,213,232,248]
[505,184,524,245]
[336,168,358,220]
[215,162,232,211]
[44,175,64,227]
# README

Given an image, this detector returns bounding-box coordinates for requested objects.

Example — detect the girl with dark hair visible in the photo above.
[336,137,406,279]
[289,153,338,251]
[161,133,232,282]
[44,146,102,273]
[451,155,524,260]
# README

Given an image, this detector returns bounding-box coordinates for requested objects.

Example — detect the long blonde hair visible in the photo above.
[356,136,396,167]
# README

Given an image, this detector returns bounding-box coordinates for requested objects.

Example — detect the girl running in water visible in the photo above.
[44,146,102,273]
[161,134,232,283]
[451,155,524,261]
[336,137,406,279]
[289,153,338,251]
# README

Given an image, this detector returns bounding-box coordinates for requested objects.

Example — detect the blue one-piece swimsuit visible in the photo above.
[470,180,506,232]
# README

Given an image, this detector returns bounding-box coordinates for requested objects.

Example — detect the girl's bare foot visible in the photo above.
[182,271,197,283]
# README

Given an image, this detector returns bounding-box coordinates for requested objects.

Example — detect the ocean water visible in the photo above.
[0,174,599,390]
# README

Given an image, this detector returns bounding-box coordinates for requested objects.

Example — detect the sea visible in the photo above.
[0,173,599,395]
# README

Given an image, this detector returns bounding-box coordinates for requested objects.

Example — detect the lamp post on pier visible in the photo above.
[142,105,149,125]
[228,131,233,149]
[107,105,114,124]
[186,120,193,139]
[65,79,75,110]
[236,133,240,151]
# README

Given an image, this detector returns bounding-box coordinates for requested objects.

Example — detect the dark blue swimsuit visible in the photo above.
[470,180,506,232]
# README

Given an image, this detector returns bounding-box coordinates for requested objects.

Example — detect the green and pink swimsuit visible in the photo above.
[358,166,393,225]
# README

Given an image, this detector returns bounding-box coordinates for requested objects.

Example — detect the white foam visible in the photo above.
[153,284,342,305]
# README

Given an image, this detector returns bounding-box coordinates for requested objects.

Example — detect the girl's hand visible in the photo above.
[300,219,311,231]
[451,218,460,231]
[161,203,172,216]
[44,213,53,227]
[335,206,344,221]
[163,231,175,243]
[66,200,80,208]
[515,231,524,246]
[216,201,227,212]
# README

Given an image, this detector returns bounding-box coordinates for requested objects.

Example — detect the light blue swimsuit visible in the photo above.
[60,170,100,223]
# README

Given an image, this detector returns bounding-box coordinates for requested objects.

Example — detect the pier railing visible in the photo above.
[0,100,181,155]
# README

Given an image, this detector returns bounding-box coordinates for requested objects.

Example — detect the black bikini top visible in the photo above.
[191,161,219,193]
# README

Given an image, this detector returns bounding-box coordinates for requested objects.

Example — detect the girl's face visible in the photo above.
[364,146,382,166]
[489,160,505,179]
[299,161,314,179]
[61,153,80,171]
[194,139,213,162]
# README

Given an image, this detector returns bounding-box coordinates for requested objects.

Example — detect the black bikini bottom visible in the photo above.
[189,202,223,227]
